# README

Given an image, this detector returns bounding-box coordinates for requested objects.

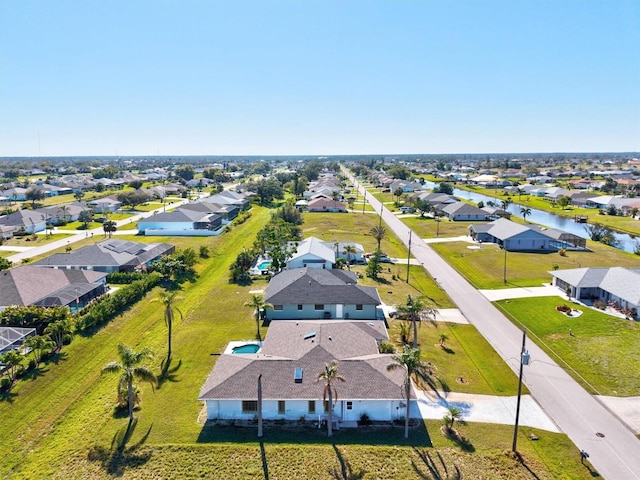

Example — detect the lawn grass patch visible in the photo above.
[495,296,640,395]
[430,239,640,289]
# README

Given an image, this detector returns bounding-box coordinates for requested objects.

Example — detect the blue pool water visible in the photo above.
[257,261,272,270]
[232,344,260,354]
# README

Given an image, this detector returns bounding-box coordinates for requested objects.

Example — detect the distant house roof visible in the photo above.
[307,197,346,211]
[0,209,47,228]
[32,239,174,270]
[265,268,381,306]
[441,202,488,217]
[0,266,107,308]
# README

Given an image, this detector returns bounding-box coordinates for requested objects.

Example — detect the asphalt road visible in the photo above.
[348,172,640,480]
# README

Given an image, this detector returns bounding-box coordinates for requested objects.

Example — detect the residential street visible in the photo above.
[348,172,640,480]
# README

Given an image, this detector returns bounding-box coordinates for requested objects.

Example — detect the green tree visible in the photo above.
[74,190,85,202]
[103,220,117,238]
[434,182,453,195]
[0,257,12,271]
[244,293,272,342]
[174,164,195,181]
[25,187,45,207]
[316,360,346,438]
[155,291,183,360]
[24,335,55,364]
[44,316,75,351]
[365,251,383,279]
[0,349,23,383]
[520,206,532,222]
[397,295,436,348]
[102,343,157,423]
[342,245,357,270]
[369,225,387,252]
[394,187,404,204]
[78,210,93,228]
[558,196,570,209]
[443,406,463,432]
[229,249,254,284]
[387,345,436,439]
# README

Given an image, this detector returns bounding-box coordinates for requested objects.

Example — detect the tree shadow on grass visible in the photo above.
[0,389,18,403]
[21,365,48,382]
[87,419,153,476]
[441,427,474,452]
[157,357,182,389]
[259,441,269,480]
[329,444,366,480]
[197,420,432,447]
[411,448,462,480]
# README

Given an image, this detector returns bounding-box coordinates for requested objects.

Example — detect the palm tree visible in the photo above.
[102,343,157,423]
[103,220,117,238]
[244,293,273,342]
[44,317,74,351]
[74,190,85,202]
[397,294,436,348]
[156,291,183,360]
[370,225,387,252]
[0,350,23,384]
[439,333,448,348]
[387,345,436,439]
[443,406,463,432]
[396,322,411,345]
[520,206,532,222]
[316,360,345,438]
[24,335,55,365]
[342,245,357,270]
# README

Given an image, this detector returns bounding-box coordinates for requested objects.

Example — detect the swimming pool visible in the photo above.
[232,344,261,354]
[257,260,272,271]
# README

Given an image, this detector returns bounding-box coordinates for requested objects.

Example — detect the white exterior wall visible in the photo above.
[206,399,401,421]
[286,254,332,270]
[137,221,193,233]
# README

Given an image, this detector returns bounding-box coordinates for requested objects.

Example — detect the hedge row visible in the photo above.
[105,271,148,284]
[76,272,161,331]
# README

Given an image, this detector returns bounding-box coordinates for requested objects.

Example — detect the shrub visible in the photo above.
[76,273,161,331]
[556,305,571,313]
[378,341,396,354]
[594,300,607,310]
[0,377,12,392]
[105,271,147,284]
[558,248,567,257]
[359,413,371,426]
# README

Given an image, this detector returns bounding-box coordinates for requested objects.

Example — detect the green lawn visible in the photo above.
[495,296,640,396]
[0,206,591,478]
[404,215,476,239]
[2,232,75,248]
[430,239,640,289]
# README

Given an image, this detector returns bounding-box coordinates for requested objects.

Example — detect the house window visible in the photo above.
[356,304,363,311]
[346,401,353,410]
[242,401,257,413]
[324,400,330,413]
[298,304,303,311]
[315,304,324,310]
[278,400,285,414]
[308,401,316,414]
[274,305,283,311]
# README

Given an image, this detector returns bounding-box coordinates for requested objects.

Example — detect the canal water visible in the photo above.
[424,181,638,253]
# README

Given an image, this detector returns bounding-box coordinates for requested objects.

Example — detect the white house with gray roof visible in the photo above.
[198,320,410,423]
[264,268,381,321]
[286,236,336,270]
[469,218,586,251]
[550,267,640,317]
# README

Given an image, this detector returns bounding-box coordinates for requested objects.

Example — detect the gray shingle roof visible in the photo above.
[0,266,106,307]
[198,321,406,401]
[265,268,381,306]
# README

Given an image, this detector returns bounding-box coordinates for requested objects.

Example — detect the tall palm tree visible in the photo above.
[370,225,387,252]
[520,206,532,222]
[44,316,74,351]
[244,293,273,342]
[397,294,436,348]
[102,343,157,423]
[156,291,183,360]
[342,245,357,270]
[387,345,436,439]
[316,360,346,438]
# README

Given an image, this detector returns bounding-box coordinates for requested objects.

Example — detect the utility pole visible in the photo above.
[406,230,412,283]
[362,192,366,214]
[512,329,529,453]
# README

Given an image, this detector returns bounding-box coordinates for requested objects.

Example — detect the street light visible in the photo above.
[435,216,441,237]
[512,328,530,453]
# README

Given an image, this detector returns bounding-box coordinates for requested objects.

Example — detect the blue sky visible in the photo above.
[1,0,638,157]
